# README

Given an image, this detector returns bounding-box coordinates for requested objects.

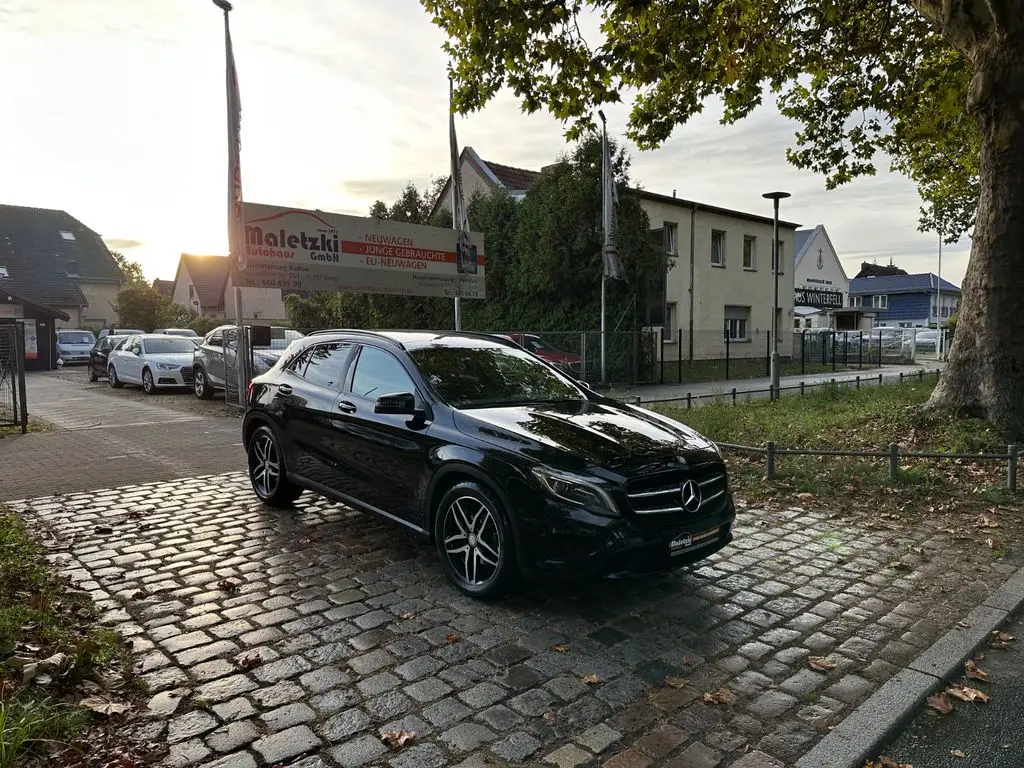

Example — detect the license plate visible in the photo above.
[669,533,693,550]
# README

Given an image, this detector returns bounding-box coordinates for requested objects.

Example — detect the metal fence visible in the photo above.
[0,320,28,431]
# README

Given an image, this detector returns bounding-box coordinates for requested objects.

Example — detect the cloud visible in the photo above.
[337,178,434,202]
[103,237,144,250]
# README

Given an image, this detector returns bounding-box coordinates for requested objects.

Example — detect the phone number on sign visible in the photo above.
[253,278,306,290]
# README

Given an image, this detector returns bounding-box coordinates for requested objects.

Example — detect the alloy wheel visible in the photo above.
[143,370,154,393]
[441,496,501,586]
[249,432,280,499]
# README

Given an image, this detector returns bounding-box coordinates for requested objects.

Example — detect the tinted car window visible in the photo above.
[143,337,197,354]
[207,332,223,347]
[410,344,581,408]
[58,331,95,345]
[351,346,414,399]
[302,343,351,389]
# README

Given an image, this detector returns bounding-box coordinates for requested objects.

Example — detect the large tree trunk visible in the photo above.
[927,39,1024,439]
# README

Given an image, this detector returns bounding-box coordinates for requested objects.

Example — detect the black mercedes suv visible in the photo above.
[242,330,735,598]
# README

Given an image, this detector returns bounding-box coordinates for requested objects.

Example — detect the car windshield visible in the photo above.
[59,332,94,345]
[410,344,583,408]
[143,337,197,354]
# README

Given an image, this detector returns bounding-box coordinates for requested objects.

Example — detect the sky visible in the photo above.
[0,0,969,287]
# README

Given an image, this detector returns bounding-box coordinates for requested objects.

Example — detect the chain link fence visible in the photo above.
[0,320,28,431]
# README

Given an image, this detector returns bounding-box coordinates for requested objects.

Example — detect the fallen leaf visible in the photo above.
[956,621,970,629]
[891,561,912,571]
[702,688,731,705]
[947,685,990,703]
[542,710,557,725]
[964,660,989,681]
[866,758,913,768]
[663,676,689,689]
[236,654,261,671]
[926,692,954,714]
[989,630,1016,649]
[80,695,132,715]
[951,749,966,758]
[130,590,146,600]
[797,492,814,501]
[380,730,417,750]
[445,632,459,644]
[398,612,416,620]
[683,655,696,666]
[217,580,239,593]
[552,643,570,653]
[808,656,838,672]
[580,674,602,686]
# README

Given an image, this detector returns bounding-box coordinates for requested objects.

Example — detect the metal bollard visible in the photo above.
[1009,444,1018,492]
[878,373,883,385]
[800,381,805,396]
[856,376,860,390]
[888,443,899,481]
[731,387,737,405]
[687,393,692,410]
[766,441,775,480]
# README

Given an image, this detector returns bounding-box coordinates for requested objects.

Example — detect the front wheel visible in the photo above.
[434,481,516,599]
[142,368,157,395]
[247,425,303,507]
[108,365,123,388]
[194,367,214,400]
[88,367,98,383]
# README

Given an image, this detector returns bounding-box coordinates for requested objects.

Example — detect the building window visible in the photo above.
[724,305,750,341]
[664,303,677,338]
[871,295,888,309]
[743,236,756,270]
[850,296,863,307]
[711,230,726,267]
[0,267,7,278]
[59,230,76,241]
[941,306,949,318]
[664,223,678,256]
[189,285,195,300]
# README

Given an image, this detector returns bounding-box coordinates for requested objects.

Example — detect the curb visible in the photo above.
[795,565,1024,768]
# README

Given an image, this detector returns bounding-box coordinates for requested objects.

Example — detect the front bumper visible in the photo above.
[154,367,194,387]
[513,493,737,582]
[58,353,90,364]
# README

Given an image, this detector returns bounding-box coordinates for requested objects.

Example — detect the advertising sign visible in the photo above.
[795,287,844,309]
[22,318,37,360]
[235,203,485,299]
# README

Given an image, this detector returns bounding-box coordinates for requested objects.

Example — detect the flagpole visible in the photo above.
[449,79,463,331]
[214,0,247,404]
[599,110,608,385]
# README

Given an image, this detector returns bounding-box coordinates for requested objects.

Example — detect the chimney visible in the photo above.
[672,189,677,198]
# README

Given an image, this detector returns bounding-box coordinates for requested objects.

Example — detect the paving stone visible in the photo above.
[299,666,351,693]
[205,720,261,752]
[602,748,654,768]
[365,691,414,720]
[168,711,219,743]
[212,696,257,722]
[395,656,444,681]
[329,734,388,767]
[779,668,828,699]
[253,655,313,682]
[492,731,542,762]
[204,753,258,768]
[728,749,784,768]
[252,724,321,763]
[319,708,372,740]
[825,673,874,705]
[406,678,453,703]
[457,681,507,708]
[665,741,723,768]
[358,671,400,696]
[509,688,557,717]
[261,702,316,731]
[440,722,498,752]
[422,696,472,728]
[310,687,361,713]
[349,649,397,675]
[577,722,621,754]
[388,743,447,768]
[544,744,592,768]
[164,737,211,767]
[477,703,524,731]
[635,723,687,758]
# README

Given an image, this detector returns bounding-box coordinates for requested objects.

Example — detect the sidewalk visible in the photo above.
[609,363,943,405]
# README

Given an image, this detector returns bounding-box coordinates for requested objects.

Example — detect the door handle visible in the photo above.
[337,400,357,414]
[277,384,293,395]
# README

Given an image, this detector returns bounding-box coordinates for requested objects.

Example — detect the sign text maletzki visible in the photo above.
[235,202,485,299]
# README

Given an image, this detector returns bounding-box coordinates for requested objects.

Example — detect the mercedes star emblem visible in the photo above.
[680,479,702,513]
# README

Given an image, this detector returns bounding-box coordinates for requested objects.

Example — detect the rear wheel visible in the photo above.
[434,481,516,599]
[247,425,303,507]
[194,366,214,400]
[108,365,123,388]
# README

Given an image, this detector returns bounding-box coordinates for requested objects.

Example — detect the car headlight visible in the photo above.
[531,467,619,517]
[156,363,178,370]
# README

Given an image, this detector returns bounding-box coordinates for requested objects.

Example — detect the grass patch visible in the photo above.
[658,380,1022,524]
[0,509,131,767]
[0,420,54,438]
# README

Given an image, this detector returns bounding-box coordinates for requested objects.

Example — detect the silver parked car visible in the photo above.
[193,325,304,400]
[56,329,96,365]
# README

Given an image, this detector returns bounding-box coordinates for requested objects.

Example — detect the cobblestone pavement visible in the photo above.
[15,474,1018,768]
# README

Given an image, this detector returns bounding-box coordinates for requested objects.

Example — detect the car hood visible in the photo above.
[453,399,719,472]
[143,352,194,366]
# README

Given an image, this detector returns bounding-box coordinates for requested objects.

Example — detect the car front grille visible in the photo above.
[625,463,728,522]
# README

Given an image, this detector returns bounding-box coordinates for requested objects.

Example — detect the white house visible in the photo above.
[793,225,874,330]
[171,254,287,323]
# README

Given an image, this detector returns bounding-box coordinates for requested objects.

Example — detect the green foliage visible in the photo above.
[423,0,980,239]
[109,251,145,286]
[114,284,221,333]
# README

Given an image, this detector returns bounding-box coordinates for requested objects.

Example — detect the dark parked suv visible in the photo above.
[242,331,735,598]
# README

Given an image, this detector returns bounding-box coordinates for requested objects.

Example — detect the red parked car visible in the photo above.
[499,333,584,378]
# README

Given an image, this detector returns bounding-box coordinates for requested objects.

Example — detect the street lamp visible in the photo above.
[762,191,791,401]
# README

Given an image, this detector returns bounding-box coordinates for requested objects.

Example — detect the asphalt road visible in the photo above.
[881,612,1024,767]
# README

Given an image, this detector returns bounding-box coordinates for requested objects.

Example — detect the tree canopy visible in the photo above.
[110,251,146,286]
[423,0,979,240]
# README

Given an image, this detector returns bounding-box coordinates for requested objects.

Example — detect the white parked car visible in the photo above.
[107,334,197,394]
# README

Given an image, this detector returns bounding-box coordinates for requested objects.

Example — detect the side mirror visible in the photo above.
[374,392,416,415]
